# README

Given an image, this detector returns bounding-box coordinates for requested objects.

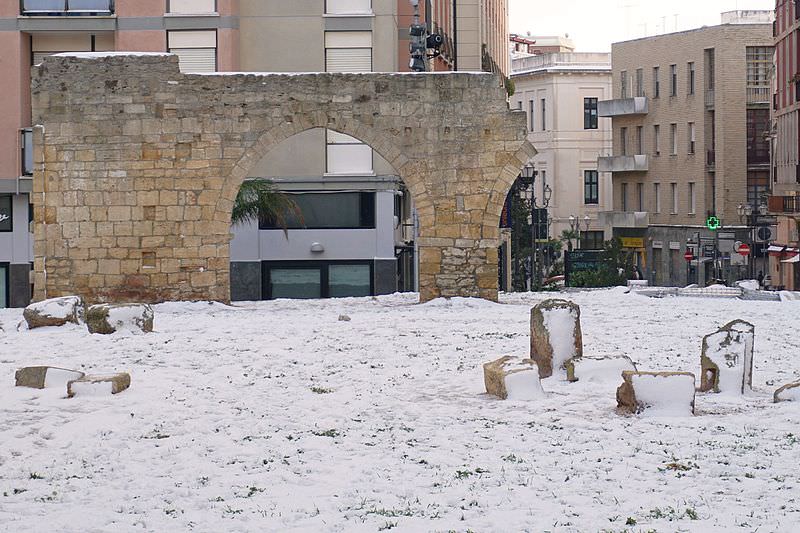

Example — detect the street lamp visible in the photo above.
[568,214,591,249]
[517,164,552,290]
[737,201,768,280]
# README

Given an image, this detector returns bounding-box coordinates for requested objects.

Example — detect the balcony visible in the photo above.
[705,89,715,108]
[768,195,800,214]
[20,0,113,15]
[598,211,650,229]
[598,154,648,173]
[746,86,770,106]
[597,97,648,117]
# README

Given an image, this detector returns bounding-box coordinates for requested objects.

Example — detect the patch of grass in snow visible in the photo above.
[310,386,333,394]
[312,429,340,438]
[454,468,488,480]
[501,454,523,463]
[378,521,398,530]
[243,485,265,498]
[646,506,699,521]
[29,472,44,480]
[659,461,698,473]
[366,507,414,518]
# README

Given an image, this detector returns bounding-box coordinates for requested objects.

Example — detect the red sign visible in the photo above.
[738,243,751,256]
[684,250,694,262]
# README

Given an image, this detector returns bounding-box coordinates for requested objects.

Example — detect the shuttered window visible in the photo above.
[326,130,373,174]
[168,30,216,73]
[324,31,372,73]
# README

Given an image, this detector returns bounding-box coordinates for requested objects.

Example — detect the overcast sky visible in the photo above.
[509,0,775,52]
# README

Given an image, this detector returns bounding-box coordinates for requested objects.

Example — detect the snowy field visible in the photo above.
[1,289,799,532]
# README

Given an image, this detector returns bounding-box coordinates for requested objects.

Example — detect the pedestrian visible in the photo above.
[757,270,764,288]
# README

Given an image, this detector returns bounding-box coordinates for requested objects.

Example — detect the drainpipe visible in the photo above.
[452,0,458,71]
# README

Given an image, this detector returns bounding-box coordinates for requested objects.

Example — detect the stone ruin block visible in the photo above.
[616,371,696,416]
[86,303,154,334]
[774,381,800,403]
[530,299,583,379]
[566,355,637,383]
[483,356,544,400]
[23,296,84,329]
[700,319,755,394]
[15,366,85,389]
[67,373,131,398]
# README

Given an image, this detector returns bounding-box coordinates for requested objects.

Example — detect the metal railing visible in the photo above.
[21,128,33,177]
[705,89,715,107]
[746,86,770,105]
[20,0,113,15]
[768,195,800,213]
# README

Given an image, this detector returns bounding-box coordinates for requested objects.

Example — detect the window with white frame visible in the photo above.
[326,130,373,175]
[325,0,372,14]
[529,99,535,131]
[688,122,696,154]
[168,30,217,73]
[621,182,628,211]
[168,0,216,14]
[688,182,696,214]
[671,182,678,214]
[670,123,677,155]
[325,31,372,72]
[540,98,546,130]
[653,124,660,155]
[654,183,661,213]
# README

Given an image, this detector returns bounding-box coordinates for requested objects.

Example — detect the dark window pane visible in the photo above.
[0,264,7,308]
[260,192,375,229]
[583,98,598,130]
[329,264,371,297]
[0,196,12,232]
[271,268,321,299]
[584,171,599,204]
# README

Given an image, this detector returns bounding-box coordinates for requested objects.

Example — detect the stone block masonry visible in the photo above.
[31,54,535,304]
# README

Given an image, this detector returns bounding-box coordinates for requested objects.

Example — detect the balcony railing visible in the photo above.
[746,86,770,105]
[597,97,648,117]
[20,0,114,15]
[705,89,715,108]
[21,128,33,177]
[769,195,800,213]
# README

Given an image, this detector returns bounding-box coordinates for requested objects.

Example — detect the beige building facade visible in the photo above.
[511,51,613,247]
[601,20,773,286]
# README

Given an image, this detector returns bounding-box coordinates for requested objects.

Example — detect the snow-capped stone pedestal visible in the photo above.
[483,356,544,400]
[700,319,755,394]
[530,299,583,378]
[23,296,84,329]
[67,373,131,398]
[15,366,85,389]
[566,355,637,383]
[616,371,696,416]
[85,303,154,334]
[774,381,800,403]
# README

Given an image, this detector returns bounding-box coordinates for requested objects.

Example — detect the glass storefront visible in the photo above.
[263,261,373,299]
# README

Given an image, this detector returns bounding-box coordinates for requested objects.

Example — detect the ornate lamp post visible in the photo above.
[568,214,591,249]
[737,201,768,279]
[518,163,552,290]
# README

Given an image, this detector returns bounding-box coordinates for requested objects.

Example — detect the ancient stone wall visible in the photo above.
[31,53,534,303]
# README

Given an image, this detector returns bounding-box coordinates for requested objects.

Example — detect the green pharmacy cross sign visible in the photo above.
[706,215,721,231]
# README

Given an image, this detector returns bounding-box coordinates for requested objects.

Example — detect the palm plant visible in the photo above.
[559,228,579,252]
[231,179,301,234]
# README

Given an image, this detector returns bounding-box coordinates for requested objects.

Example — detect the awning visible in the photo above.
[768,244,800,257]
[781,254,800,263]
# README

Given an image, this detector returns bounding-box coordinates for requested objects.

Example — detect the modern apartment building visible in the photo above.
[510,49,613,249]
[0,0,509,306]
[599,15,773,286]
[770,0,800,289]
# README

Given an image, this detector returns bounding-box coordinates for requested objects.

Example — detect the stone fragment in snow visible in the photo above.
[774,381,800,403]
[616,371,696,416]
[67,373,131,398]
[15,366,85,389]
[566,355,637,383]
[86,303,154,334]
[530,299,583,378]
[23,296,84,329]
[483,356,544,400]
[338,315,351,322]
[700,319,754,394]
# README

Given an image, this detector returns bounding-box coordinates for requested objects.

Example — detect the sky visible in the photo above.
[509,0,775,52]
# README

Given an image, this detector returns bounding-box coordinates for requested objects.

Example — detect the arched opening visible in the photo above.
[226,126,418,300]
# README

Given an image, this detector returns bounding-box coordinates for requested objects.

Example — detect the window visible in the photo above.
[654,183,661,213]
[325,0,372,14]
[621,183,628,211]
[620,127,628,156]
[583,97,598,129]
[670,123,677,155]
[540,170,547,201]
[168,30,217,73]
[262,261,373,299]
[705,49,715,90]
[620,71,628,98]
[326,130,373,174]
[0,196,11,232]
[21,129,33,176]
[747,109,770,164]
[653,66,660,98]
[637,183,644,211]
[653,124,660,155]
[670,183,678,214]
[580,231,604,250]
[687,62,695,95]
[635,68,644,97]
[746,46,772,88]
[325,31,372,72]
[541,98,546,131]
[21,0,113,15]
[259,191,375,229]
[670,64,677,96]
[636,126,643,154]
[688,122,695,154]
[529,99,535,131]
[688,182,696,214]
[168,0,216,14]
[584,170,599,204]
[748,171,769,207]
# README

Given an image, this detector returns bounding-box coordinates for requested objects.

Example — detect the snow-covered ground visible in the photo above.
[1,289,799,532]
